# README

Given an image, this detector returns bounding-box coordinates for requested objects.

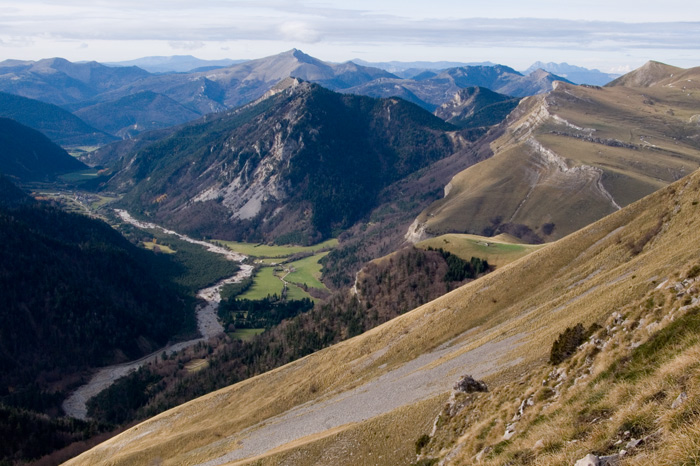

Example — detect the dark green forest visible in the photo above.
[0,118,86,181]
[86,246,490,426]
[0,176,204,466]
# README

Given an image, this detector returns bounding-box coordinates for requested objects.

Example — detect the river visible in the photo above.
[61,210,253,420]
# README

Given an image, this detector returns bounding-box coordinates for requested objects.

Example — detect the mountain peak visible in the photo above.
[606,60,683,88]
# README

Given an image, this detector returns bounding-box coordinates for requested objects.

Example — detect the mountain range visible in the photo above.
[0,91,116,146]
[522,61,620,86]
[0,50,571,142]
[104,55,246,73]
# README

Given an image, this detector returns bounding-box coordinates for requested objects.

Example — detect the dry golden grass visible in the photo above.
[67,166,700,465]
[418,66,700,241]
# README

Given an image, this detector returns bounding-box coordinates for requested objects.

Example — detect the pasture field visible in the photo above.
[284,283,314,301]
[284,252,329,290]
[142,240,176,254]
[215,238,337,258]
[229,328,265,342]
[416,233,543,268]
[238,267,284,300]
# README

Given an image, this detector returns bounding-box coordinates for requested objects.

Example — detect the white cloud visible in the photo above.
[279,21,321,43]
[169,41,206,51]
[0,1,698,69]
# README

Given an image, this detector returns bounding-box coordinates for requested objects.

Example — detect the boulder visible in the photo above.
[453,375,488,393]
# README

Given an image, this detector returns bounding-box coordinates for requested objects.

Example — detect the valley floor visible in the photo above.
[62,211,254,420]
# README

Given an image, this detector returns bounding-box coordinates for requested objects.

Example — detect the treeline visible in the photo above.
[86,246,491,427]
[218,296,314,330]
[426,247,489,282]
[358,247,489,319]
[119,225,240,294]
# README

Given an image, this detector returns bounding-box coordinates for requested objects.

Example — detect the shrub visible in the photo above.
[550,323,588,365]
[415,434,430,454]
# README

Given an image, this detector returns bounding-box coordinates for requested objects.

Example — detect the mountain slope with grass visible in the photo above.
[67,131,700,466]
[410,61,700,243]
[109,79,462,243]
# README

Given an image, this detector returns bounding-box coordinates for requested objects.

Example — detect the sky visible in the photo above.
[0,0,698,72]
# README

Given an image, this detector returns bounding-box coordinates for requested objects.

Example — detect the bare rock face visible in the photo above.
[574,453,621,466]
[575,453,600,466]
[672,391,688,409]
[453,375,488,393]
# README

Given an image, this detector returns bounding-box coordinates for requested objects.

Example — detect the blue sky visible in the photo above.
[0,0,698,72]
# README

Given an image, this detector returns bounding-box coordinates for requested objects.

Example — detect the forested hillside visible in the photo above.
[0,177,194,413]
[83,246,489,426]
[0,118,87,180]
[111,80,461,243]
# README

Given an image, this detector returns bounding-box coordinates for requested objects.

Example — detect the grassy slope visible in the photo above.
[416,233,543,268]
[417,65,700,242]
[67,160,700,464]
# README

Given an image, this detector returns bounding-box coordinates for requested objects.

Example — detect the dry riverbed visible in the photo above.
[61,211,252,420]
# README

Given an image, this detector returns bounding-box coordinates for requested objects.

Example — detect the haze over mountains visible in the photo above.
[0,50,592,143]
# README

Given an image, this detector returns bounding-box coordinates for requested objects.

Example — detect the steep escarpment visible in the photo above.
[411,62,700,243]
[111,79,462,243]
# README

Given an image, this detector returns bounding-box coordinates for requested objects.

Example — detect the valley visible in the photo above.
[61,210,255,421]
[1,51,700,466]
[66,147,700,466]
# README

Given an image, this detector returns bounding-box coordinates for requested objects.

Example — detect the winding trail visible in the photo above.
[61,211,253,420]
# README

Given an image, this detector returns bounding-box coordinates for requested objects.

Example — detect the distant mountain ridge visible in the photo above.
[104,55,246,73]
[73,90,201,139]
[0,51,574,141]
[523,61,620,85]
[0,91,116,146]
[343,64,570,112]
[0,57,150,106]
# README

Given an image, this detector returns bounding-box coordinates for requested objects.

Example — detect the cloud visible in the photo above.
[1,0,698,65]
[279,21,321,43]
[168,41,206,51]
